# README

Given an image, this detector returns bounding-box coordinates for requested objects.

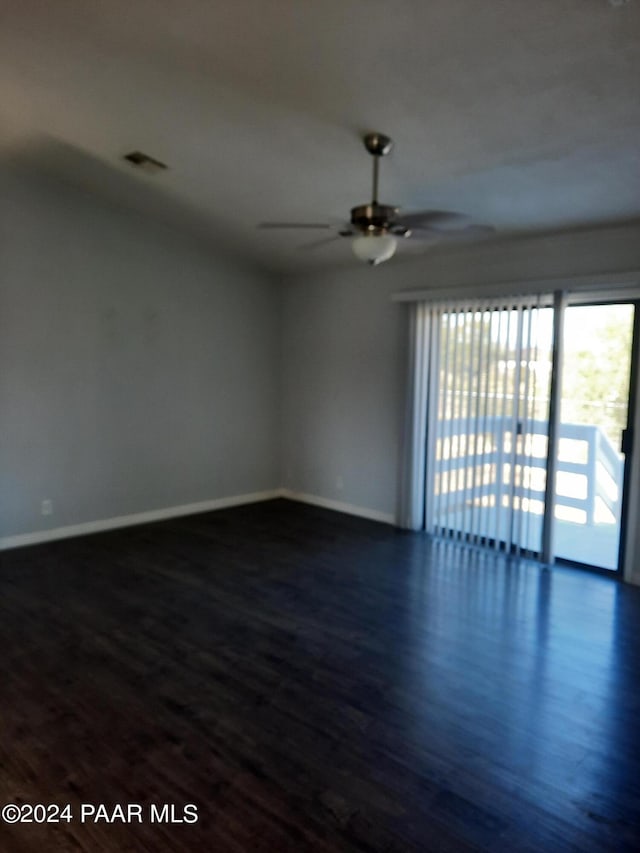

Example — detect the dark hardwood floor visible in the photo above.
[1,499,639,852]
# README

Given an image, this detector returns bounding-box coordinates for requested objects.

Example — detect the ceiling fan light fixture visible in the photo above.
[351,232,397,266]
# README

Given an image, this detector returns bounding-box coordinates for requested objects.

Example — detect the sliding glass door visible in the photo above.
[423,295,637,572]
[551,303,635,570]
[428,299,554,556]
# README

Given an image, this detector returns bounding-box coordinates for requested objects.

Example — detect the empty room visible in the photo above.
[2,1,640,850]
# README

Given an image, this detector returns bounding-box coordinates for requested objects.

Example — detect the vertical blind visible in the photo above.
[424,296,554,555]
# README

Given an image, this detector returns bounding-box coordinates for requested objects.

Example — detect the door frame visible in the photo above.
[543,295,640,577]
[614,299,639,577]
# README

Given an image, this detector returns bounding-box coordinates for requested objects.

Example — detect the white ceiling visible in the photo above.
[2,0,640,273]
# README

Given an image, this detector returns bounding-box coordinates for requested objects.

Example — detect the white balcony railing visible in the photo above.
[433,417,623,561]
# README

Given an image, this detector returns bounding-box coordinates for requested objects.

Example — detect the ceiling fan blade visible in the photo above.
[408,224,495,241]
[298,235,343,251]
[258,222,333,229]
[436,224,495,238]
[404,230,443,241]
[396,210,469,229]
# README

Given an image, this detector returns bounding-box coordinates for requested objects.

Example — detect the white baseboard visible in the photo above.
[279,489,395,525]
[0,488,395,551]
[0,490,282,551]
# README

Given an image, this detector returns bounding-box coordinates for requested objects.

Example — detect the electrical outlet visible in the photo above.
[41,499,53,516]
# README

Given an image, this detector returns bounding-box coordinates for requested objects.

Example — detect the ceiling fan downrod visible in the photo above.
[364,132,393,204]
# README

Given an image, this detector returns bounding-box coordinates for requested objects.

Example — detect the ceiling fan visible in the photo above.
[259,132,494,266]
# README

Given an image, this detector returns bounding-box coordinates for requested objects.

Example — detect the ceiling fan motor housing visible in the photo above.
[350,203,409,236]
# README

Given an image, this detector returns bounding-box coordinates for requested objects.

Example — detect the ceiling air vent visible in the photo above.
[123,151,168,174]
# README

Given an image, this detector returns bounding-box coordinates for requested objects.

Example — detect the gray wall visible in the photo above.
[280,223,640,583]
[0,168,279,539]
[280,266,404,519]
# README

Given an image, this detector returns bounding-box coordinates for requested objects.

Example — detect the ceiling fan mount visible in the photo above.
[259,132,494,265]
[362,131,393,158]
